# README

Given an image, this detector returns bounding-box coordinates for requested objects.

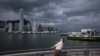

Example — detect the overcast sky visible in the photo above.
[0,0,100,32]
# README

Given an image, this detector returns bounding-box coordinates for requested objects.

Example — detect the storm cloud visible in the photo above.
[0,0,100,32]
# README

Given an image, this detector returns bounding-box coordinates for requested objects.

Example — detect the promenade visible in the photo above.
[1,48,100,56]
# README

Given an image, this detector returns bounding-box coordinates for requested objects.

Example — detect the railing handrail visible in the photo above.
[1,48,100,56]
[1,46,100,54]
[0,48,52,55]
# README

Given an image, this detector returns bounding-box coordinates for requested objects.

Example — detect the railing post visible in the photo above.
[84,50,89,56]
[38,54,45,56]
[61,51,67,56]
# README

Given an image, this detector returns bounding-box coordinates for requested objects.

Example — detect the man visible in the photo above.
[51,38,65,56]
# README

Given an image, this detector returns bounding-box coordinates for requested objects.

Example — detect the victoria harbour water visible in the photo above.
[0,33,100,52]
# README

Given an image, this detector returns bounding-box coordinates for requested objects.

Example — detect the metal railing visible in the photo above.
[1,48,100,56]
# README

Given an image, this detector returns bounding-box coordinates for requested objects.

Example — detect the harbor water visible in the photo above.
[0,33,100,52]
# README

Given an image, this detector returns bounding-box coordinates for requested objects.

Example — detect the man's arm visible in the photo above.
[51,45,56,48]
[51,42,58,48]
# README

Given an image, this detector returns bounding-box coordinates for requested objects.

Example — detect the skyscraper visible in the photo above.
[8,23,12,32]
[19,8,24,32]
[32,21,37,33]
[38,24,43,32]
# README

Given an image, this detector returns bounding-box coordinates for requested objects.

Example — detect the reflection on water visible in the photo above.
[0,33,100,52]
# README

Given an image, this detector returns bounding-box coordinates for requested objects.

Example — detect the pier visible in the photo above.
[1,48,100,56]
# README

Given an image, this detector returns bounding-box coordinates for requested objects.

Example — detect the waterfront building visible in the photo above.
[0,21,6,32]
[15,23,19,31]
[37,23,59,33]
[8,23,12,32]
[38,24,43,32]
[32,21,37,33]
[26,22,31,31]
[19,8,24,32]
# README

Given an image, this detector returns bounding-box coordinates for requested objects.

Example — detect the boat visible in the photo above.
[60,33,68,36]
[66,29,100,41]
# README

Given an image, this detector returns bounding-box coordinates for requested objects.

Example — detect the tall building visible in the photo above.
[8,23,12,32]
[19,8,24,32]
[38,24,43,32]
[14,23,19,31]
[32,21,37,33]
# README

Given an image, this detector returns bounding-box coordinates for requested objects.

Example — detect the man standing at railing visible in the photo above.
[51,38,65,56]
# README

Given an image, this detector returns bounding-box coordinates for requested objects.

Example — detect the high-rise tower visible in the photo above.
[8,23,12,32]
[19,8,24,32]
[32,21,37,33]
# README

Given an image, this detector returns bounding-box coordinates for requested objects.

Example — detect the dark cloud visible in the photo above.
[0,0,100,32]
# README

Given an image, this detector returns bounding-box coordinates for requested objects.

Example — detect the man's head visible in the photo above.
[60,38,65,42]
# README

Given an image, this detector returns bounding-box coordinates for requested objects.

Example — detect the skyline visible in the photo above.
[0,0,100,32]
